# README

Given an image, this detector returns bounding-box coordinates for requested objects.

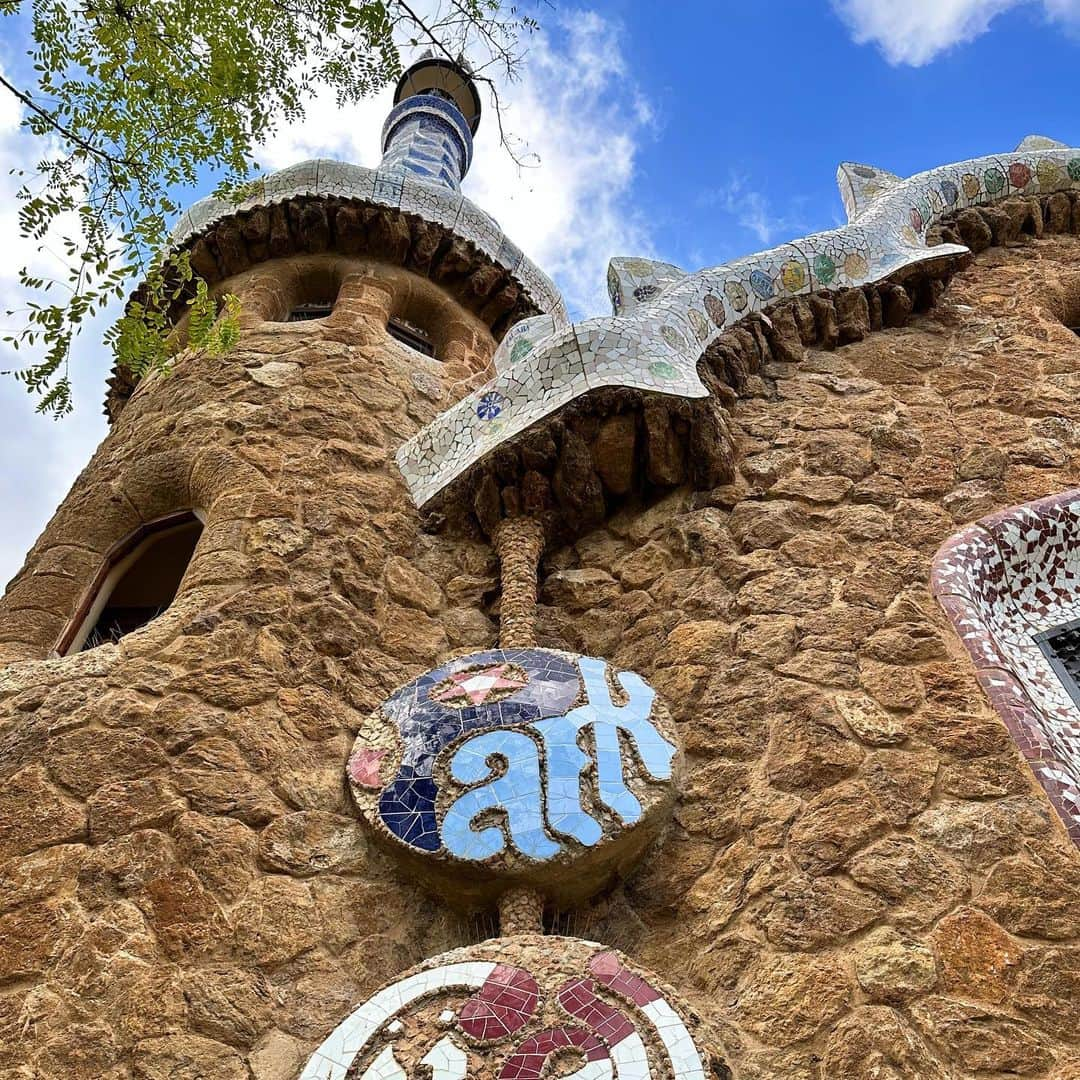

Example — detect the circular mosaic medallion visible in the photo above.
[687,308,710,342]
[812,253,836,285]
[1037,160,1062,188]
[780,259,805,293]
[298,936,722,1080]
[984,166,1005,195]
[347,648,681,904]
[1008,162,1032,189]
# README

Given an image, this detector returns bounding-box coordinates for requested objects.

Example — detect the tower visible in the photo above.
[1,57,1080,1080]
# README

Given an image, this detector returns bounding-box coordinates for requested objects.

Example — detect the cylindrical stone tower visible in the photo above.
[0,59,569,1077]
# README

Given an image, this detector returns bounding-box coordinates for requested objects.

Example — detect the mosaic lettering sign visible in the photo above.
[347,649,679,901]
[299,937,718,1080]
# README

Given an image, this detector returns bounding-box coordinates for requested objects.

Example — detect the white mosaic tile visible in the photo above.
[399,142,1080,508]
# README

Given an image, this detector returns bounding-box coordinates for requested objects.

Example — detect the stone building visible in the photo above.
[0,57,1079,1079]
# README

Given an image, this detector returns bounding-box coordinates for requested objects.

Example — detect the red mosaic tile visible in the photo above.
[459,963,539,1043]
[588,951,661,1006]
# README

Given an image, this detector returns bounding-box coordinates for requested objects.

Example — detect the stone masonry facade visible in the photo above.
[2,160,1080,1077]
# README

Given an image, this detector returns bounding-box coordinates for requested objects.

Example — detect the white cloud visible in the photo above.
[832,0,1080,65]
[0,8,655,585]
[697,173,808,250]
[260,8,657,316]
[0,64,111,589]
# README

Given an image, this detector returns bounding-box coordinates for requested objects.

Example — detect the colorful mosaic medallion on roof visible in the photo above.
[347,648,679,884]
[299,937,716,1080]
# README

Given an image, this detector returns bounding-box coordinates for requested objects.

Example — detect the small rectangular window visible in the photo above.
[1034,618,1080,708]
[288,303,334,322]
[388,317,435,357]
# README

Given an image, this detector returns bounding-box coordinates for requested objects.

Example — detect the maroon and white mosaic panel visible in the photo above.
[932,489,1080,844]
[298,937,716,1080]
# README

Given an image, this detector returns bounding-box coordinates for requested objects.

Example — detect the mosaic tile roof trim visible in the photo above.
[346,648,679,896]
[298,937,712,1080]
[168,157,564,321]
[397,137,1080,509]
[932,489,1080,845]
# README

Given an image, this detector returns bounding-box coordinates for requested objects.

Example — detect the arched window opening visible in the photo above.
[388,315,435,357]
[288,301,335,322]
[58,512,203,655]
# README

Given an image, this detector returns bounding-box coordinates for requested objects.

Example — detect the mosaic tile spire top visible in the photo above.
[379,56,479,191]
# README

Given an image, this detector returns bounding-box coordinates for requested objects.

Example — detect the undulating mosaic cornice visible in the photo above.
[396,136,1080,509]
[169,157,566,322]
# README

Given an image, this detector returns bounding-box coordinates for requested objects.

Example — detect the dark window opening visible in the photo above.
[288,302,335,322]
[1034,618,1080,708]
[60,513,203,655]
[388,316,435,357]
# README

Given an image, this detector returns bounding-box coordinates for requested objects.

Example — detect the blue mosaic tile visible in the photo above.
[358,649,678,863]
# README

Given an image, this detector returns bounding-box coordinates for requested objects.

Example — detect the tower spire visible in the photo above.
[379,53,482,191]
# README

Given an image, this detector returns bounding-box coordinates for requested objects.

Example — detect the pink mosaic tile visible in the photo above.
[932,489,1080,845]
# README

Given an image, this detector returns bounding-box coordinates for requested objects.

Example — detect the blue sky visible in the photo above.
[598,0,1080,269]
[0,0,1078,584]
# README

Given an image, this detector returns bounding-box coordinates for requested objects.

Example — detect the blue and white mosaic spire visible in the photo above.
[379,57,479,191]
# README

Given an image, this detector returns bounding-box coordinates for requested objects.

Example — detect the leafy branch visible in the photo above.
[0,0,540,415]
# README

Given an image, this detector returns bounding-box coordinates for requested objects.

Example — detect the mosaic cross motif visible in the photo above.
[432,662,529,707]
[347,649,679,874]
[298,939,713,1080]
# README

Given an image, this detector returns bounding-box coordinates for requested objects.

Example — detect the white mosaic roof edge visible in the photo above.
[397,143,1080,509]
[169,158,566,323]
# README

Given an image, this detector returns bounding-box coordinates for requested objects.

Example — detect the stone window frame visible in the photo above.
[219,255,495,377]
[52,508,206,657]
[0,446,273,666]
[932,489,1080,845]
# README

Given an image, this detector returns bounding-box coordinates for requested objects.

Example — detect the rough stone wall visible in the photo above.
[0,237,1079,1080]
[535,235,1080,1079]
[0,261,506,1079]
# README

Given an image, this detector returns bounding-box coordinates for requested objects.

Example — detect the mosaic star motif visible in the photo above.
[432,662,528,706]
